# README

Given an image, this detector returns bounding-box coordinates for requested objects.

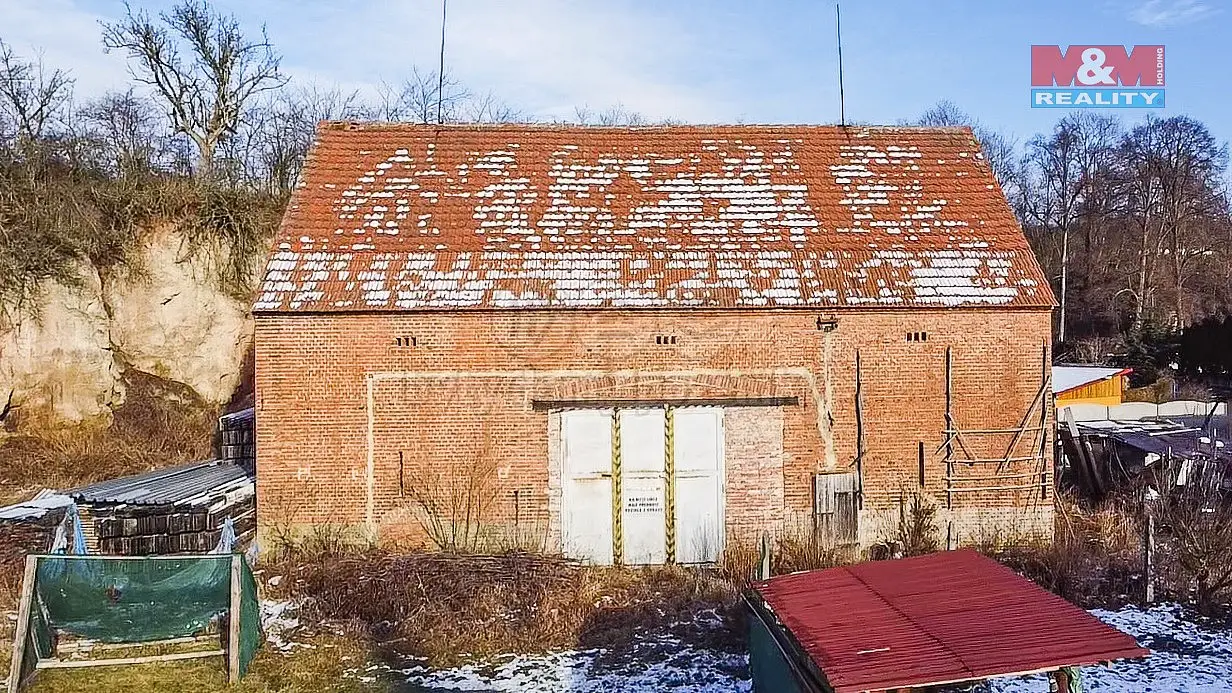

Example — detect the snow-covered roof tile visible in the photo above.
[255,123,1053,311]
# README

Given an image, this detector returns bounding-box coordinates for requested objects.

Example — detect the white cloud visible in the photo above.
[1129,0,1219,27]
[0,0,736,123]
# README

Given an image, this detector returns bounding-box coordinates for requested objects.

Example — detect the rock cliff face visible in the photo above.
[0,265,122,425]
[0,227,254,430]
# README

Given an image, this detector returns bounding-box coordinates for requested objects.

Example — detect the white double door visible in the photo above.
[561,407,724,565]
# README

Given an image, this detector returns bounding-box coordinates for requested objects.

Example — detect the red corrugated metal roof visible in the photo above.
[753,549,1148,692]
[255,123,1055,312]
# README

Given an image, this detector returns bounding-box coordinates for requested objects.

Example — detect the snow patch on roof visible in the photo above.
[257,125,1052,311]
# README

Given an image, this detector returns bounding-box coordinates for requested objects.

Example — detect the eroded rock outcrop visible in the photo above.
[103,227,252,405]
[0,226,253,431]
[0,265,122,426]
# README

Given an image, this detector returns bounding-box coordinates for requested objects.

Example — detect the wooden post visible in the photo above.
[1039,343,1052,500]
[227,554,242,682]
[1143,505,1156,605]
[757,533,771,580]
[944,347,954,511]
[917,441,925,488]
[1051,667,1071,692]
[610,410,623,566]
[664,406,677,565]
[7,555,37,692]
[1061,408,1095,494]
[854,350,865,508]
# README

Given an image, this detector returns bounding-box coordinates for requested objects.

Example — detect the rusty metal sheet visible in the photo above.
[752,549,1148,692]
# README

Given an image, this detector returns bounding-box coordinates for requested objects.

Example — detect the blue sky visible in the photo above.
[1,0,1229,146]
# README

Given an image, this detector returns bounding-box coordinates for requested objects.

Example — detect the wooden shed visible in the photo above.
[1054,366,1133,408]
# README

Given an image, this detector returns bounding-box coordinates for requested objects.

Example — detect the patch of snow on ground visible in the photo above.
[987,604,1232,692]
[354,611,750,693]
[261,600,303,652]
[395,643,750,693]
[262,598,1232,693]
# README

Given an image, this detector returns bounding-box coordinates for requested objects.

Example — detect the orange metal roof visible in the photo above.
[256,123,1055,312]
[752,549,1148,692]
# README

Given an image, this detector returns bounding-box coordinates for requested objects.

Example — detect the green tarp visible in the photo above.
[20,555,261,680]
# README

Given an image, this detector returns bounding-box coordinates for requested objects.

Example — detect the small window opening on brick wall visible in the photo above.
[654,335,679,345]
[906,331,928,343]
[394,335,418,347]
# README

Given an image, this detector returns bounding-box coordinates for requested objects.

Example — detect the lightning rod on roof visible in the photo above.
[836,3,847,127]
[437,0,448,125]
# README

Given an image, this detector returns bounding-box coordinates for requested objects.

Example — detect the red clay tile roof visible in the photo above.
[752,549,1148,692]
[255,123,1054,312]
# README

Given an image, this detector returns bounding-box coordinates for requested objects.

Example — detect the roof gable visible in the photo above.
[256,123,1054,312]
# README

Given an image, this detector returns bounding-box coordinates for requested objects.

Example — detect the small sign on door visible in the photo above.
[624,495,664,514]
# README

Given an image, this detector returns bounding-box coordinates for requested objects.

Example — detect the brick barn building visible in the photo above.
[253,123,1056,563]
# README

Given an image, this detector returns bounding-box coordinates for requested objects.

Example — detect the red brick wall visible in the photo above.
[254,308,1053,546]
[722,407,787,544]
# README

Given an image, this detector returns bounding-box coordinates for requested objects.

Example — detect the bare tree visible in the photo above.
[978,129,1023,205]
[242,84,369,197]
[0,39,74,145]
[1068,114,1123,262]
[463,90,524,124]
[915,99,969,128]
[1151,117,1227,329]
[573,103,647,126]
[1118,121,1165,328]
[372,68,524,125]
[78,89,169,177]
[101,0,287,177]
[1026,125,1079,343]
[1119,116,1227,329]
[376,68,469,123]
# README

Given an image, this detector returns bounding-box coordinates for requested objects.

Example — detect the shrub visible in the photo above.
[991,492,1143,609]
[1155,479,1232,615]
[0,157,278,322]
[890,490,941,556]
[278,551,741,667]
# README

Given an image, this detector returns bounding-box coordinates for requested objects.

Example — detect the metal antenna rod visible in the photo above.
[437,0,448,125]
[836,3,846,127]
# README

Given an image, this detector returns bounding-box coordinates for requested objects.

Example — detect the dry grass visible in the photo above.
[267,549,741,668]
[719,528,860,588]
[18,633,385,693]
[1,557,17,690]
[989,492,1145,609]
[0,370,216,501]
